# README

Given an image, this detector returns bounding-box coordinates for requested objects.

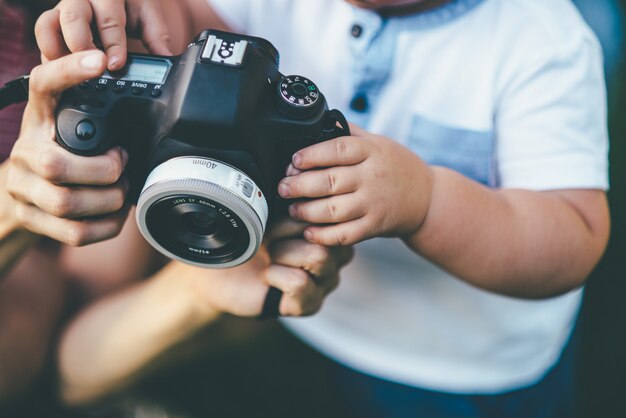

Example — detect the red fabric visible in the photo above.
[0,4,40,163]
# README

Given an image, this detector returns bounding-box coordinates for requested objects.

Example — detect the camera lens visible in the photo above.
[145,196,250,265]
[182,209,219,237]
[136,157,268,269]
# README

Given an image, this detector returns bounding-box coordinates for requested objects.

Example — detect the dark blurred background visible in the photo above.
[578,0,626,414]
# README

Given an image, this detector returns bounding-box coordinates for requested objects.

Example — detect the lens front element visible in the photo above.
[136,157,268,268]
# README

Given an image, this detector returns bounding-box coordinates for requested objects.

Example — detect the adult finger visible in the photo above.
[14,202,129,246]
[278,166,360,199]
[58,0,98,54]
[8,166,128,218]
[289,194,365,224]
[268,239,340,291]
[27,50,106,120]
[11,145,127,186]
[35,9,71,61]
[292,136,368,170]
[264,218,309,243]
[137,0,172,55]
[91,0,127,70]
[263,265,324,317]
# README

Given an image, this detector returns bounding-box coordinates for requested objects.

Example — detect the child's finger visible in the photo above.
[278,166,359,199]
[292,136,368,170]
[289,194,365,224]
[304,218,373,247]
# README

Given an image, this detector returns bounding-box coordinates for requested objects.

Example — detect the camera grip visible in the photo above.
[55,104,114,157]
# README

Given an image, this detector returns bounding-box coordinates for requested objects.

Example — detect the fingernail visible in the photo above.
[120,147,129,168]
[292,153,302,168]
[288,205,297,218]
[108,55,120,69]
[304,229,313,241]
[286,164,294,176]
[278,181,290,198]
[80,52,103,70]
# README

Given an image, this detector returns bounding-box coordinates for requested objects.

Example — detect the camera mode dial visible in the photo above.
[277,75,321,119]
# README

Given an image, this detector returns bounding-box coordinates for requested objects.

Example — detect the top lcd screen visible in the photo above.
[104,56,172,85]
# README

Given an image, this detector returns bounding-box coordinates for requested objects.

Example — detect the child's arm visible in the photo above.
[278,124,609,299]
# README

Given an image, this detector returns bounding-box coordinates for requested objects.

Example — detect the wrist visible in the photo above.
[400,156,435,238]
[162,262,223,325]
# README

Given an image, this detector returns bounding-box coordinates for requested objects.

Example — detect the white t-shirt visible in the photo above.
[207,0,608,393]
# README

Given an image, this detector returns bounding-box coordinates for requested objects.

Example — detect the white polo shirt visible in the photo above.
[207,0,608,393]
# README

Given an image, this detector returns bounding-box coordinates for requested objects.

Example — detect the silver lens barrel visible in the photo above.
[136,157,269,269]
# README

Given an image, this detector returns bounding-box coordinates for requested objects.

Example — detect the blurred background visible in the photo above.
[578,0,626,415]
[2,1,626,417]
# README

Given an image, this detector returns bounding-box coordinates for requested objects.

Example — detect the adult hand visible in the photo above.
[183,218,354,317]
[35,0,172,70]
[6,51,130,246]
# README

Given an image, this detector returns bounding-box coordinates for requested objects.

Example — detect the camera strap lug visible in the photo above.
[328,109,351,137]
[0,75,30,111]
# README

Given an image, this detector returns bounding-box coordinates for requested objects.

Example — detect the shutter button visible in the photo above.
[76,119,96,141]
[351,24,363,38]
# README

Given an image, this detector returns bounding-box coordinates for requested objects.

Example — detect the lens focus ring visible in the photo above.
[136,157,268,269]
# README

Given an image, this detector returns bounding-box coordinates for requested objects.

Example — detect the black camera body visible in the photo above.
[55,30,349,268]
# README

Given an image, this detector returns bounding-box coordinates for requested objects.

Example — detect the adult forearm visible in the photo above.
[0,248,66,403]
[58,262,220,405]
[404,167,609,298]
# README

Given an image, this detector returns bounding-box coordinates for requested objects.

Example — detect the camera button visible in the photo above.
[132,87,144,96]
[150,89,162,98]
[114,85,125,94]
[75,119,96,141]
[95,83,107,92]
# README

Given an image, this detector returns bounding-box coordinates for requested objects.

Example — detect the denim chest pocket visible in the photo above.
[408,114,497,187]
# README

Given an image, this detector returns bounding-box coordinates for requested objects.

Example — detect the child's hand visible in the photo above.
[278,124,433,246]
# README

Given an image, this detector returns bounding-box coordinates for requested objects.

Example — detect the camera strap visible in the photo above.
[0,75,29,111]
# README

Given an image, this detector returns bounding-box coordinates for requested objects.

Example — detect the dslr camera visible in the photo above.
[55,30,349,268]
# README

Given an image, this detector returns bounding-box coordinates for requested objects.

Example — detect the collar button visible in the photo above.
[351,24,364,38]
